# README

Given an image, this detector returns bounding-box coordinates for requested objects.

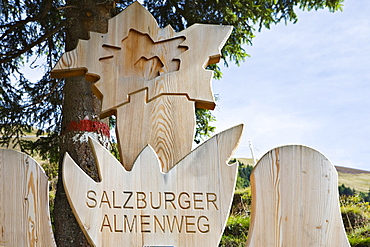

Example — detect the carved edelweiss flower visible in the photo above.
[51,2,235,172]
[51,1,233,115]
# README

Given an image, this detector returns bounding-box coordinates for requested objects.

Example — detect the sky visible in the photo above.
[212,0,370,171]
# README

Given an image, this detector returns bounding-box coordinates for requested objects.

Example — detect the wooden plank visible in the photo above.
[0,149,56,247]
[246,145,350,247]
[63,124,243,246]
[115,91,195,172]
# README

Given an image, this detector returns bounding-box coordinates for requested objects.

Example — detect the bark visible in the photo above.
[53,0,114,246]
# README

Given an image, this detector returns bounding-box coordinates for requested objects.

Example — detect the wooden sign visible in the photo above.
[51,2,233,172]
[63,125,242,246]
[246,145,350,247]
[0,149,56,247]
[52,2,241,246]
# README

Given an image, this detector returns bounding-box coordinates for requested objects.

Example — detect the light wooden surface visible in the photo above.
[0,149,56,247]
[63,124,243,247]
[246,145,350,247]
[51,2,232,113]
[51,2,232,171]
[116,92,195,172]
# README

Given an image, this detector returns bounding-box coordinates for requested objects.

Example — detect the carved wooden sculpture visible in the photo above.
[246,145,350,247]
[0,149,56,247]
[63,125,242,246]
[51,2,233,172]
[51,2,241,246]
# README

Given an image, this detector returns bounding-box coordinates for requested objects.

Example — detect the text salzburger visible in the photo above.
[86,190,219,234]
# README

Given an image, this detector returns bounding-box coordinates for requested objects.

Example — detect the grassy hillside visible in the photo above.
[338,172,370,193]
[235,158,370,193]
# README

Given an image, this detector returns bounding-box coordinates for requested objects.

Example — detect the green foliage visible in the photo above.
[237,164,253,188]
[20,131,61,164]
[220,187,252,246]
[0,0,64,158]
[110,142,121,162]
[219,235,246,247]
[225,215,250,236]
[220,215,250,247]
[360,189,370,203]
[340,194,370,245]
[230,158,253,189]
[348,225,370,247]
[231,187,252,216]
[339,183,356,196]
[194,108,216,144]
[341,206,370,231]
[340,194,370,215]
[108,115,121,161]
[48,176,56,232]
[341,195,370,229]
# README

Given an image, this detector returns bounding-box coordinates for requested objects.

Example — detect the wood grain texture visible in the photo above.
[51,1,232,172]
[63,124,243,247]
[115,91,195,172]
[50,2,232,113]
[0,149,56,247]
[246,145,350,247]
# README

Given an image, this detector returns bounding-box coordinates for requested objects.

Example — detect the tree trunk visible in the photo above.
[53,0,114,246]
